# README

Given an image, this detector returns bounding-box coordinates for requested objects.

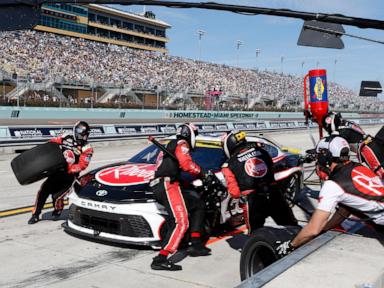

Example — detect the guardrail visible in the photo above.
[1,118,383,146]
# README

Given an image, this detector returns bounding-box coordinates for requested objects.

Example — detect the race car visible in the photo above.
[64,135,303,248]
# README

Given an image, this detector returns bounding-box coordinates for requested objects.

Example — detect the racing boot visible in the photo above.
[150,255,182,271]
[187,241,211,257]
[51,210,62,221]
[27,214,39,225]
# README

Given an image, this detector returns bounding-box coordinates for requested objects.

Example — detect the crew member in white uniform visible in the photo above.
[276,136,384,256]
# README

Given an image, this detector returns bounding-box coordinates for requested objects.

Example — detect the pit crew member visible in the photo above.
[323,112,384,180]
[221,131,297,234]
[28,121,93,224]
[277,136,384,256]
[150,123,210,271]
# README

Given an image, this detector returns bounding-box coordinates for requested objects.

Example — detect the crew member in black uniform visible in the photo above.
[150,123,210,271]
[28,121,93,224]
[221,131,297,233]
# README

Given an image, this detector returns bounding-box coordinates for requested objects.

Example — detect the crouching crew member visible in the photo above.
[277,136,384,256]
[221,131,297,234]
[150,123,210,271]
[28,121,93,224]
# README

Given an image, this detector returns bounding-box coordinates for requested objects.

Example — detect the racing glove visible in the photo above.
[275,240,295,257]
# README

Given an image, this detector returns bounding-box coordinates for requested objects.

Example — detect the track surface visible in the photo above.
[0,126,381,288]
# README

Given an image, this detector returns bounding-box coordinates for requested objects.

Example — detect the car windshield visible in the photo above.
[128,142,226,171]
[262,143,279,158]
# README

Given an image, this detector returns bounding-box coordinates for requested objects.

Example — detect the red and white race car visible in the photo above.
[64,135,303,248]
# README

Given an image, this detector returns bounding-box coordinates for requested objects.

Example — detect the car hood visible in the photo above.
[74,162,156,203]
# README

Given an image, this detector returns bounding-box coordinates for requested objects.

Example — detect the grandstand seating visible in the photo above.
[0,30,382,112]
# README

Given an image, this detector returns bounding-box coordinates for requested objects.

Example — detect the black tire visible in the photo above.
[240,226,301,281]
[11,142,67,185]
[284,173,302,206]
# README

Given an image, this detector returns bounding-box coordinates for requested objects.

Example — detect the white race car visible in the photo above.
[64,135,303,248]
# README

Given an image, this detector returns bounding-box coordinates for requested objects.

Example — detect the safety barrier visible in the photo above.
[1,118,383,146]
[0,106,361,120]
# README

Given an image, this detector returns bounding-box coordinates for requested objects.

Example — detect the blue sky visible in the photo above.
[117,0,384,95]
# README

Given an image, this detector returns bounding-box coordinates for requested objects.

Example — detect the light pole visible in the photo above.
[236,40,244,67]
[255,48,261,70]
[301,60,305,76]
[2,73,5,103]
[197,29,205,61]
[280,55,284,74]
[333,59,338,82]
[316,60,320,68]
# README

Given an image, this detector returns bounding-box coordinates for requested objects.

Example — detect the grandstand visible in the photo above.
[37,3,170,53]
[0,30,382,113]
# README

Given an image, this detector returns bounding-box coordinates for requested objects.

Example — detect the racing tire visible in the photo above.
[11,142,67,185]
[285,173,302,206]
[240,226,301,281]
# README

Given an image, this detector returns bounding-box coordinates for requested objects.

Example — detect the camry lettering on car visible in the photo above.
[80,200,116,211]
[95,163,156,186]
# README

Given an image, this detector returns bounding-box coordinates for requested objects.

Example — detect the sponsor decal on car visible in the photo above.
[95,163,156,186]
[245,158,268,178]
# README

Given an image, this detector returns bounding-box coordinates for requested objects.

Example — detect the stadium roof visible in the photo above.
[88,4,171,28]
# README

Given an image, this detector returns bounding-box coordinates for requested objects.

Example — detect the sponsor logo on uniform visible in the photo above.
[238,149,262,162]
[96,190,108,197]
[63,150,75,164]
[181,145,189,154]
[352,166,384,197]
[95,163,156,186]
[244,158,268,178]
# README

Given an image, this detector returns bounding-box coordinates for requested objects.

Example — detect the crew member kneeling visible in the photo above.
[221,131,297,234]
[150,123,210,271]
[277,136,384,256]
[28,121,93,224]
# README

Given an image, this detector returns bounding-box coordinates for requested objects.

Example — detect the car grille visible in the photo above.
[69,204,153,238]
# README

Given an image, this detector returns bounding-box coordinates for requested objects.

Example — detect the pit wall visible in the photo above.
[0,106,360,120]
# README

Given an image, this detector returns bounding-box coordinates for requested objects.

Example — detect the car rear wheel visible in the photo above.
[240,226,301,281]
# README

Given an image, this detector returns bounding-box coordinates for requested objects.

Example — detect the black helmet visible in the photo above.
[222,130,247,158]
[73,121,90,145]
[322,112,342,135]
[176,123,198,149]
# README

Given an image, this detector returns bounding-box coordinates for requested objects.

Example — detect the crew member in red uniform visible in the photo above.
[323,112,384,180]
[277,136,384,256]
[28,121,93,224]
[221,131,297,234]
[150,123,210,271]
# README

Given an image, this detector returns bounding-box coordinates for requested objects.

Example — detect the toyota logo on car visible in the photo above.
[96,190,108,197]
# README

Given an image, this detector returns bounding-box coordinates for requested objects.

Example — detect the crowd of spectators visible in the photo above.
[0,30,382,112]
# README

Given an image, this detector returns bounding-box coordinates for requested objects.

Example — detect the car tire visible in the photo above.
[11,142,67,185]
[284,173,302,206]
[240,226,301,281]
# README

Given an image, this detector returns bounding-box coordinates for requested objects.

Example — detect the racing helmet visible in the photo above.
[316,136,350,176]
[322,112,342,135]
[73,121,90,145]
[222,130,247,158]
[176,123,198,149]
